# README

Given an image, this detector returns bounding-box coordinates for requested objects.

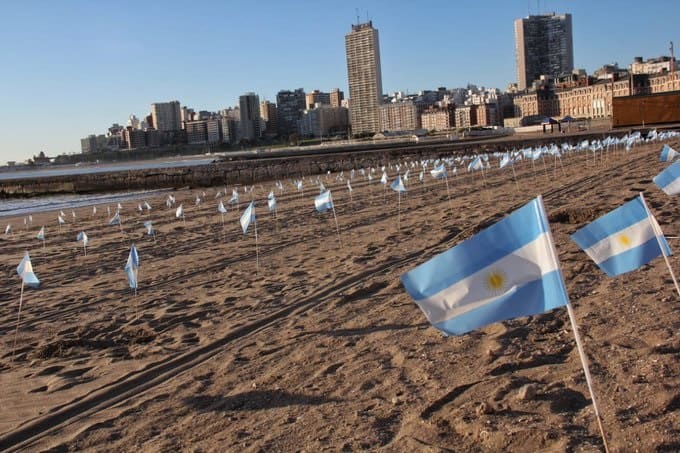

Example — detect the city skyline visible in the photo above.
[1,0,679,162]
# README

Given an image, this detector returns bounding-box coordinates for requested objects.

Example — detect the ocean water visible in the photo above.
[0,188,174,219]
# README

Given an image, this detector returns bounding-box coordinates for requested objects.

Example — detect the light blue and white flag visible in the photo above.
[58,215,66,225]
[72,210,76,220]
[17,252,40,288]
[659,144,679,162]
[144,201,152,211]
[315,190,333,212]
[229,189,239,205]
[240,201,255,233]
[28,215,33,224]
[380,172,388,185]
[268,193,277,212]
[467,156,484,172]
[347,180,353,192]
[571,195,671,277]
[137,203,143,213]
[124,244,139,289]
[653,159,680,195]
[36,226,45,241]
[108,211,121,226]
[296,180,303,191]
[390,175,406,192]
[430,164,446,179]
[195,195,202,206]
[176,204,184,219]
[218,200,228,214]
[401,197,568,336]
[76,231,88,246]
[403,169,410,182]
[5,224,12,235]
[419,171,424,182]
[144,220,155,236]
[319,182,326,193]
[499,154,511,169]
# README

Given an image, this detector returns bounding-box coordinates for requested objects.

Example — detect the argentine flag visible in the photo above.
[108,211,121,225]
[315,190,333,212]
[36,226,45,241]
[218,200,228,214]
[124,244,139,289]
[175,204,184,219]
[17,252,40,288]
[240,201,255,234]
[659,144,679,162]
[390,175,406,192]
[430,164,446,180]
[653,159,680,195]
[467,156,484,172]
[401,197,568,336]
[229,189,239,205]
[76,231,88,246]
[268,193,277,213]
[380,172,388,185]
[144,220,155,236]
[571,195,671,277]
[499,154,511,169]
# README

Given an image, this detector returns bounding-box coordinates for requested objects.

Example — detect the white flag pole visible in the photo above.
[640,193,680,297]
[443,174,452,208]
[537,195,610,452]
[397,189,401,232]
[330,193,342,246]
[12,280,25,361]
[510,160,520,192]
[254,218,260,274]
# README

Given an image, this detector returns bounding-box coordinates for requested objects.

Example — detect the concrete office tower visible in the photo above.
[239,92,261,142]
[330,88,345,107]
[345,21,383,136]
[276,89,306,138]
[514,13,574,90]
[150,100,182,132]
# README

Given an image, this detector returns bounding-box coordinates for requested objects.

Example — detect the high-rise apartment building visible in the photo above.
[305,90,331,109]
[239,93,261,142]
[345,21,383,136]
[151,100,182,132]
[260,101,278,136]
[276,89,306,138]
[514,13,573,91]
[330,88,345,107]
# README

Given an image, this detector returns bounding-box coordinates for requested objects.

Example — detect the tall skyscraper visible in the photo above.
[514,13,574,90]
[239,93,261,142]
[151,101,182,132]
[276,89,306,138]
[345,21,383,136]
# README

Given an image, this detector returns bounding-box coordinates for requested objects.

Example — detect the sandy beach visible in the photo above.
[0,140,678,452]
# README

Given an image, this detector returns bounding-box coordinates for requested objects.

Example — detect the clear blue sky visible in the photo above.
[1,0,678,163]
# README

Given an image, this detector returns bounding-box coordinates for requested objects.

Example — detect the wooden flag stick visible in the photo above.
[11,280,25,362]
[538,195,610,453]
[640,193,680,297]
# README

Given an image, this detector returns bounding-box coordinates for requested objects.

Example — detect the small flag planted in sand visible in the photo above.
[58,215,66,226]
[467,156,483,172]
[653,159,680,196]
[76,231,88,255]
[5,224,12,235]
[229,189,239,205]
[144,201,152,211]
[12,252,40,360]
[92,205,97,216]
[430,164,446,179]
[267,192,277,213]
[117,202,123,211]
[37,226,45,247]
[240,201,255,234]
[176,204,185,225]
[659,144,679,162]
[315,190,333,212]
[17,252,40,288]
[218,200,228,214]
[108,211,121,226]
[571,194,671,277]
[124,244,139,291]
[380,172,388,185]
[390,175,406,193]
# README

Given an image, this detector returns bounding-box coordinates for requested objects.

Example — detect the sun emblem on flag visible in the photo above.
[485,269,507,294]
[618,234,631,247]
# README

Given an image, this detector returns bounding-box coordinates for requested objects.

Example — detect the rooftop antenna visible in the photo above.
[356,8,360,25]
[671,41,675,75]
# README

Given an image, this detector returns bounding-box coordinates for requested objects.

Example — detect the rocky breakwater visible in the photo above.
[0,155,370,197]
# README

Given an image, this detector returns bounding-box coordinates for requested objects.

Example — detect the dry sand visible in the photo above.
[0,141,678,452]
